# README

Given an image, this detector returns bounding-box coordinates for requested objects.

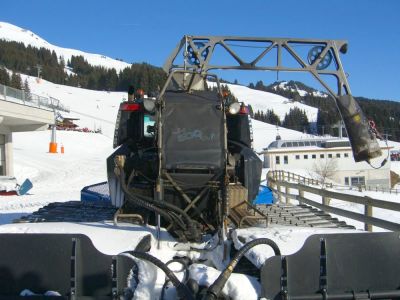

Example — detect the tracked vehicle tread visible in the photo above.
[13,201,117,223]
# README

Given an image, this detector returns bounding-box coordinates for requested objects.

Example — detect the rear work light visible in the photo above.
[120,103,141,111]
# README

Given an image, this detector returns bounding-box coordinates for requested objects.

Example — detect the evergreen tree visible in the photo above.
[265,109,281,125]
[10,72,22,89]
[282,107,309,132]
[0,67,10,86]
[23,78,31,100]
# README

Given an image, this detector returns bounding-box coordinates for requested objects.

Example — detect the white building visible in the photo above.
[262,139,391,188]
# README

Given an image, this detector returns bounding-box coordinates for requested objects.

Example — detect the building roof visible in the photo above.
[265,138,350,150]
[262,138,391,154]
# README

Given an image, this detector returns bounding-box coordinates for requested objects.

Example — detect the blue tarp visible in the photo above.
[253,185,274,204]
[81,182,111,204]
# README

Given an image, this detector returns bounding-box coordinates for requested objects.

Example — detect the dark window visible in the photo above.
[312,154,316,159]
[276,156,280,165]
[328,154,332,158]
[304,154,308,159]
[284,155,288,164]
[295,155,300,160]
[351,176,365,186]
[345,177,349,185]
[336,153,341,158]
[320,154,324,158]
[344,153,349,158]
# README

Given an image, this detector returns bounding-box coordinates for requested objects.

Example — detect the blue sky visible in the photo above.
[1,0,399,100]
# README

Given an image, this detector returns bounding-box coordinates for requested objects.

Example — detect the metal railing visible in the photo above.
[267,170,400,232]
[271,170,399,194]
[0,83,69,113]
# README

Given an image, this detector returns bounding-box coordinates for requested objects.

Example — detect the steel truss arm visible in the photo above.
[163,36,349,98]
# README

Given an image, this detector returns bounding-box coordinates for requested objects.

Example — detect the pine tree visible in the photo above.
[23,78,32,100]
[282,107,309,132]
[0,67,10,86]
[10,72,23,89]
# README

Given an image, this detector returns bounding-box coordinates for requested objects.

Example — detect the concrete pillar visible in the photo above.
[5,133,13,176]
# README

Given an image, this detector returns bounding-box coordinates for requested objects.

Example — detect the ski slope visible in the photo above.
[0,22,130,72]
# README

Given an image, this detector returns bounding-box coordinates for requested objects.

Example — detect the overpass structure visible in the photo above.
[0,83,61,176]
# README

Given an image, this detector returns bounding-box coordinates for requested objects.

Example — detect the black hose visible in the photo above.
[161,258,191,300]
[133,191,194,227]
[116,168,181,228]
[123,186,186,230]
[121,251,194,300]
[117,166,201,236]
[205,238,281,300]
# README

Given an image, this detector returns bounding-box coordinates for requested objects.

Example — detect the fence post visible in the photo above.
[364,204,373,232]
[277,183,282,203]
[298,188,304,205]
[285,186,290,204]
[322,196,331,206]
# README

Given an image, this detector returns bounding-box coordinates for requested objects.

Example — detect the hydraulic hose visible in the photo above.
[117,166,201,236]
[116,168,181,228]
[161,257,191,300]
[122,183,186,230]
[205,238,281,300]
[120,251,194,300]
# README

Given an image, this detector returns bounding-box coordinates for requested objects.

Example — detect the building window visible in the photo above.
[275,156,280,165]
[345,177,349,185]
[312,154,316,159]
[344,153,349,158]
[328,154,332,158]
[284,155,288,164]
[351,176,365,187]
[295,155,300,160]
[320,154,324,159]
[336,153,341,158]
[304,155,308,159]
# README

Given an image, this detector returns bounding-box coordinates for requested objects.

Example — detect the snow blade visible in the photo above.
[0,234,135,299]
[260,232,400,300]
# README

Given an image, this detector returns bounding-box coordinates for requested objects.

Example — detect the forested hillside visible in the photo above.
[0,40,166,93]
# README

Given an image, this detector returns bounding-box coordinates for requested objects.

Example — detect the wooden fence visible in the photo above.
[268,170,400,232]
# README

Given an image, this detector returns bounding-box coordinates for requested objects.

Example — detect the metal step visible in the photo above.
[255,203,354,229]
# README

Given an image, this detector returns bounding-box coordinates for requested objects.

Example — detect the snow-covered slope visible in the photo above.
[217,83,319,123]
[270,81,328,98]
[0,22,130,72]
